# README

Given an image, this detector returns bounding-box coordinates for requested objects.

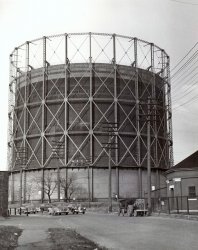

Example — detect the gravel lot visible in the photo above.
[1,213,198,250]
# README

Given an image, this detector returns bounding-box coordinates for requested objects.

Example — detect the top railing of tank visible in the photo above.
[9,32,169,79]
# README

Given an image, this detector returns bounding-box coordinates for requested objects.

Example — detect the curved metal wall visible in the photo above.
[8,33,173,201]
[11,63,169,171]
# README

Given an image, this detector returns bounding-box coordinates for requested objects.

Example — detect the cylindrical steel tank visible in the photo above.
[8,33,173,202]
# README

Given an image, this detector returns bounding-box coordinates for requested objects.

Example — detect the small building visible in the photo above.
[166,151,198,212]
[0,171,9,217]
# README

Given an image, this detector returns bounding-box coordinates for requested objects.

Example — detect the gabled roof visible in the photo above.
[166,150,198,174]
[174,150,198,169]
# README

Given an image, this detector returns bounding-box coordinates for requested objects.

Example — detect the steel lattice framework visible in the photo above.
[8,33,173,184]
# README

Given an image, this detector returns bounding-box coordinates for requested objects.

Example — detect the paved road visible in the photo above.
[1,213,198,250]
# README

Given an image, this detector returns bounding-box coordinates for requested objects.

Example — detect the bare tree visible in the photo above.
[26,183,33,202]
[36,171,57,203]
[60,172,81,202]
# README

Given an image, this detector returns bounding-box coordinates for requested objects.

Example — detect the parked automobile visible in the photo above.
[36,207,41,213]
[40,204,52,212]
[67,203,86,215]
[77,205,86,214]
[24,208,36,214]
[52,207,62,215]
[67,204,79,214]
[47,203,86,216]
[48,207,54,215]
[17,207,26,214]
[48,206,69,215]
[17,206,36,214]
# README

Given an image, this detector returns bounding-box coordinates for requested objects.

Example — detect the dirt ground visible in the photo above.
[48,228,107,250]
[0,225,107,250]
[0,225,22,249]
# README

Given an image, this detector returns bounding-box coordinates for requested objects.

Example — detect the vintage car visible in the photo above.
[17,206,37,215]
[77,205,86,214]
[48,206,69,215]
[24,207,36,214]
[47,203,86,215]
[17,207,26,214]
[67,204,79,214]
[67,203,86,214]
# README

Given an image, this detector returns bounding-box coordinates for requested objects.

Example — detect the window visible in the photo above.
[188,186,196,198]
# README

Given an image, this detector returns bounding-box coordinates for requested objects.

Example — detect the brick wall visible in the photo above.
[0,171,9,217]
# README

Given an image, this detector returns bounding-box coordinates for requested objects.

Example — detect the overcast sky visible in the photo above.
[0,0,198,171]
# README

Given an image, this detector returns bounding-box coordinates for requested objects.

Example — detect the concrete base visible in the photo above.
[9,167,167,203]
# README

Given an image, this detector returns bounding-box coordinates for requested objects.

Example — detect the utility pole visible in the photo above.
[102,122,118,213]
[147,98,151,215]
[52,138,65,202]
[139,98,161,215]
[84,158,91,208]
[16,147,27,206]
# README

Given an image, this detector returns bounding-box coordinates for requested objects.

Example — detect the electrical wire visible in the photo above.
[172,71,198,99]
[173,94,198,111]
[172,66,198,88]
[171,57,198,96]
[170,0,198,6]
[171,50,198,80]
[170,40,198,112]
[171,54,198,94]
[172,81,198,104]
[171,42,198,72]
[173,99,198,112]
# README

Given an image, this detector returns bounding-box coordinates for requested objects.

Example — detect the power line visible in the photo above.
[172,72,198,100]
[172,83,198,105]
[173,94,198,111]
[172,62,198,83]
[170,0,198,6]
[171,42,198,72]
[170,42,198,108]
[171,61,198,96]
[172,68,198,93]
[171,68,198,95]
[171,52,198,82]
[171,50,198,80]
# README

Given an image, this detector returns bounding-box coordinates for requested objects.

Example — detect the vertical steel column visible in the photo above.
[167,56,174,168]
[8,53,14,172]
[15,47,25,205]
[113,34,119,198]
[89,32,93,202]
[41,36,47,203]
[162,51,168,169]
[9,53,15,201]
[64,33,68,201]
[176,197,179,214]
[134,38,142,198]
[167,197,170,214]
[10,172,14,203]
[156,169,160,199]
[14,47,19,172]
[23,170,26,203]
[187,197,189,215]
[108,134,112,212]
[147,98,151,214]
[151,43,158,169]
[57,166,60,201]
[23,41,29,203]
[19,169,23,206]
[138,169,142,198]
